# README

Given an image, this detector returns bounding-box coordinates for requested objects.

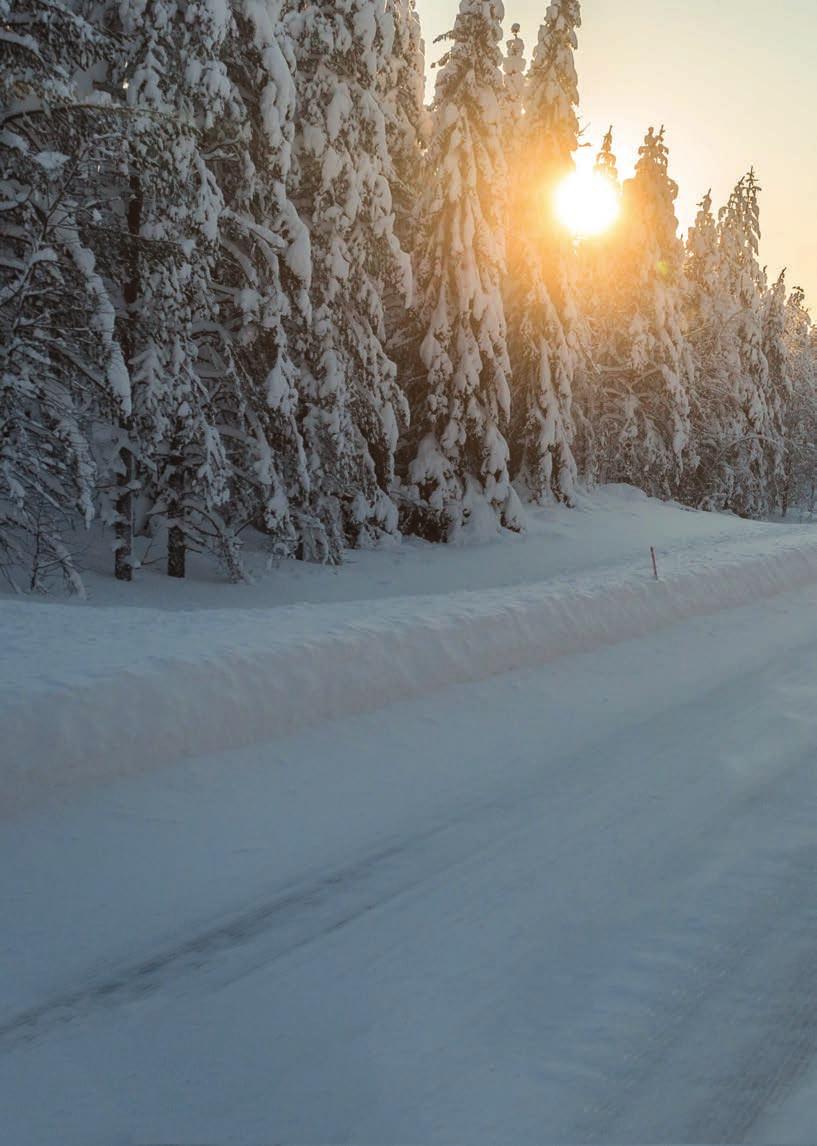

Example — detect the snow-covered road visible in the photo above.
[4,584,817,1142]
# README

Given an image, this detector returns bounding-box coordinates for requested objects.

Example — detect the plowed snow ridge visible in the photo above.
[4,529,817,814]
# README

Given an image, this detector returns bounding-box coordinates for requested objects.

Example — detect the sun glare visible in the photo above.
[555,169,620,238]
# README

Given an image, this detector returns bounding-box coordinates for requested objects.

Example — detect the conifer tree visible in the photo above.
[401,0,522,540]
[762,268,790,505]
[506,0,583,505]
[594,126,619,185]
[574,127,620,481]
[289,0,410,558]
[683,173,788,516]
[710,171,781,516]
[82,0,241,580]
[591,127,694,496]
[503,24,526,130]
[781,286,817,514]
[383,0,428,250]
[681,189,736,507]
[581,129,621,314]
[204,0,316,561]
[0,0,130,592]
[380,0,426,445]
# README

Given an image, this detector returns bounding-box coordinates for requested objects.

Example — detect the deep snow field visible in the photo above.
[4,486,817,1143]
[4,485,817,815]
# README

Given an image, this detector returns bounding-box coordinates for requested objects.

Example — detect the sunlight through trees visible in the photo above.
[1,0,814,592]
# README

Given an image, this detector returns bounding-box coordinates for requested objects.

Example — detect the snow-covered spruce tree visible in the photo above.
[87,0,240,580]
[502,23,526,131]
[781,286,817,515]
[202,0,319,561]
[506,0,583,505]
[400,0,522,540]
[708,171,782,517]
[683,177,788,516]
[762,267,790,507]
[680,188,739,508]
[289,0,410,557]
[379,0,426,461]
[594,125,618,185]
[579,127,621,317]
[591,127,694,497]
[0,0,130,592]
[383,0,428,250]
[574,126,620,482]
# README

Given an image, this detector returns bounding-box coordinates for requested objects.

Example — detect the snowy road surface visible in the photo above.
[5,585,817,1142]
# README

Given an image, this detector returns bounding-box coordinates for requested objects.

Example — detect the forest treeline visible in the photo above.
[2,0,815,592]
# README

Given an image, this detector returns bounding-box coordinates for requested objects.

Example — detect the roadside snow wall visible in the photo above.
[4,531,817,815]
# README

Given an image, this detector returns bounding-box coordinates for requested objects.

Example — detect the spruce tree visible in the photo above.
[383,0,428,250]
[682,189,737,508]
[574,127,621,482]
[503,24,526,130]
[401,0,522,540]
[0,0,130,592]
[83,0,240,580]
[204,0,317,562]
[289,0,410,558]
[592,127,694,497]
[762,268,790,509]
[781,286,817,514]
[683,173,788,516]
[380,0,426,461]
[712,172,780,516]
[506,0,583,505]
[594,126,619,185]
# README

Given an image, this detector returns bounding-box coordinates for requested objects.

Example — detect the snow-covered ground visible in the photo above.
[4,488,817,1142]
[5,487,817,817]
[20,483,816,610]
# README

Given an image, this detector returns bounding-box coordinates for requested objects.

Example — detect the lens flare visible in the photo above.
[554,170,620,238]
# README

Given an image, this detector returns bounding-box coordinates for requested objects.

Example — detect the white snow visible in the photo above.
[2,487,817,820]
[753,1064,817,1144]
[4,492,817,1140]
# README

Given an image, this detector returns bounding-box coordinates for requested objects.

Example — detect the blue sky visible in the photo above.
[416,0,817,305]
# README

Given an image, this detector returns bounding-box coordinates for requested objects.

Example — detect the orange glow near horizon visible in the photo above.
[554,169,621,239]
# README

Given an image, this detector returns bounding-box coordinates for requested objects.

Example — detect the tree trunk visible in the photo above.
[114,432,135,581]
[166,433,186,579]
[167,524,186,578]
[115,171,143,582]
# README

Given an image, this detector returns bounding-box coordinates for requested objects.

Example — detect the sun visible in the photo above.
[554,169,620,238]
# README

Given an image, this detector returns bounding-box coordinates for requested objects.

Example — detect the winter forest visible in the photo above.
[2,0,816,594]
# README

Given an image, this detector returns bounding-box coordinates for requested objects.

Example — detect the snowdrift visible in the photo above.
[4,523,817,816]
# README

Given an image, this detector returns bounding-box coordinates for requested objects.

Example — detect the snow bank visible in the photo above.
[4,526,817,816]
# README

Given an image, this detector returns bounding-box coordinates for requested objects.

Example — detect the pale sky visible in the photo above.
[416,0,817,306]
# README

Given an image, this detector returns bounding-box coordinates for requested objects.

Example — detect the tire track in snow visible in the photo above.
[5,630,817,1067]
[561,766,817,1143]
